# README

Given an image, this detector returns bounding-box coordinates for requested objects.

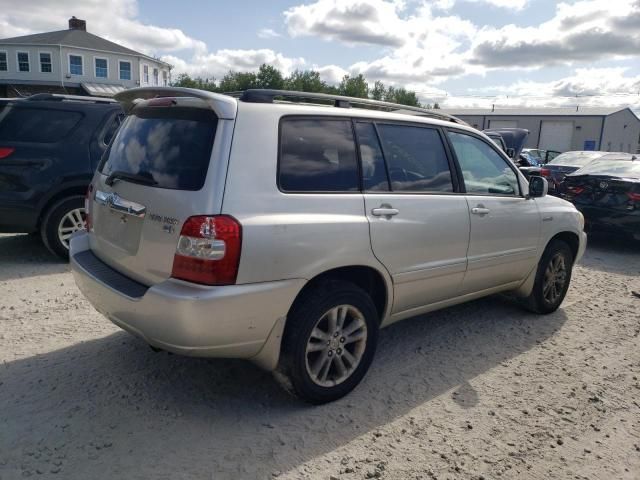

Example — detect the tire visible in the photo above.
[522,239,574,314]
[41,196,86,260]
[274,280,379,404]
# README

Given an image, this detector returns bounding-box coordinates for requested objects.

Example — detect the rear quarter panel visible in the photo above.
[221,103,393,299]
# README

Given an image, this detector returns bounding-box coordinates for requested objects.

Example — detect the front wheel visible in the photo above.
[275,280,379,404]
[523,239,574,314]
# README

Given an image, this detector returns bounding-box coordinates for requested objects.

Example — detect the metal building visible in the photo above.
[439,107,640,154]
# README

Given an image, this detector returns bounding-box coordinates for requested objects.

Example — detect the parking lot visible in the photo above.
[0,233,639,480]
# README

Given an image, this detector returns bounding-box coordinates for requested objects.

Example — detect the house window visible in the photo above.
[0,52,7,72]
[119,61,131,80]
[143,64,149,84]
[40,52,52,73]
[95,58,108,78]
[17,52,30,72]
[153,68,158,86]
[69,55,83,75]
[162,70,168,86]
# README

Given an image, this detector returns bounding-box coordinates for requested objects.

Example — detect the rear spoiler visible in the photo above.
[114,87,237,119]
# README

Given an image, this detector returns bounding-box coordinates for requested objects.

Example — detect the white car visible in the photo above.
[70,88,587,403]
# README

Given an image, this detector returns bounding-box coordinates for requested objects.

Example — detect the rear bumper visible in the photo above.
[69,232,304,367]
[577,205,640,238]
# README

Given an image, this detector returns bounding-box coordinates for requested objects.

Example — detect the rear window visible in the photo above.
[100,107,217,191]
[279,118,359,192]
[0,106,82,143]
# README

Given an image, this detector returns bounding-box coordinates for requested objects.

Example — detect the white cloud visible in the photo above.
[470,0,640,68]
[163,49,305,79]
[430,68,640,109]
[257,28,281,39]
[0,0,206,55]
[314,64,350,83]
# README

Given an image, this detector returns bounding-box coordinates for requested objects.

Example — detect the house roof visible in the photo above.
[438,107,636,117]
[0,29,169,67]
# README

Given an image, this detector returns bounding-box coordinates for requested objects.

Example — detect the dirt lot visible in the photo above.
[0,233,639,480]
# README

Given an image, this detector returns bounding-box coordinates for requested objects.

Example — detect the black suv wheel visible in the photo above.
[41,196,86,259]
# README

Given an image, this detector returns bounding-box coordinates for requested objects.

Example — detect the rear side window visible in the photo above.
[376,124,453,193]
[100,107,217,191]
[279,118,359,192]
[0,107,82,143]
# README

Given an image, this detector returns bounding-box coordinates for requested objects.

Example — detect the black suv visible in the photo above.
[0,94,124,258]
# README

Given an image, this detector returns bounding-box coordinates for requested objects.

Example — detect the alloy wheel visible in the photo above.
[305,304,368,387]
[57,208,86,250]
[542,253,567,304]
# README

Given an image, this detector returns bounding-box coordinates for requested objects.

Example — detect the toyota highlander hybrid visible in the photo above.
[70,88,586,404]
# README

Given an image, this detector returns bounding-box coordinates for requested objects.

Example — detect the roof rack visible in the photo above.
[235,89,465,124]
[26,93,117,104]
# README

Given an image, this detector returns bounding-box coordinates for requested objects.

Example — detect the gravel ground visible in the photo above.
[1,232,639,480]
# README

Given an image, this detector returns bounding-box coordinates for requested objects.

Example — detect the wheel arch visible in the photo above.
[37,183,88,229]
[547,231,580,261]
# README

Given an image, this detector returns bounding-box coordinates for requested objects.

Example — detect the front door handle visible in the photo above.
[371,206,399,217]
[471,206,490,215]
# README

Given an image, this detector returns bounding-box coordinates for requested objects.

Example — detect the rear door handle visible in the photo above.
[371,207,399,217]
[471,207,490,215]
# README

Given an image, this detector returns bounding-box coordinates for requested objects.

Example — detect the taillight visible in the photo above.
[539,168,551,177]
[627,191,640,202]
[171,215,242,285]
[85,184,93,232]
[566,185,584,195]
[0,147,15,159]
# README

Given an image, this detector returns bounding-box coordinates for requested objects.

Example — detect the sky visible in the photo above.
[1,0,639,109]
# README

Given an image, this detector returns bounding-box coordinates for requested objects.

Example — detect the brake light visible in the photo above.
[566,185,585,195]
[171,215,242,285]
[85,184,93,232]
[539,168,551,177]
[0,147,15,159]
[627,191,640,202]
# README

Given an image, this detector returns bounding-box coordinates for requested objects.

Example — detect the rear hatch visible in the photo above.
[87,91,237,286]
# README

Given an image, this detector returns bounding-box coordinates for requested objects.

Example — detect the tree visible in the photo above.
[256,64,285,90]
[284,70,326,92]
[218,71,258,92]
[370,81,386,101]
[385,86,421,107]
[433,102,440,109]
[339,74,368,98]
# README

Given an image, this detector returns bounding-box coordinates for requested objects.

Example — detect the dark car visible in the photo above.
[562,157,640,240]
[540,151,633,194]
[0,94,124,258]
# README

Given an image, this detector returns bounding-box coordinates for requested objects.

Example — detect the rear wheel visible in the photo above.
[41,196,86,260]
[523,239,574,314]
[275,280,379,404]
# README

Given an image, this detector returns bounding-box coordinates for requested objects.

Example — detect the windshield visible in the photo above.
[572,160,640,178]
[548,151,604,167]
[99,106,217,190]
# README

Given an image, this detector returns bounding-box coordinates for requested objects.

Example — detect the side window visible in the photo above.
[376,124,453,193]
[0,107,82,143]
[447,131,519,196]
[355,122,389,191]
[279,118,359,192]
[103,113,125,145]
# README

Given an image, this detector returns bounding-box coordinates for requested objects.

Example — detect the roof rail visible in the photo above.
[26,93,117,104]
[236,89,465,124]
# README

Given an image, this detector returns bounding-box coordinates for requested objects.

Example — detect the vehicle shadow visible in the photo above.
[0,296,567,479]
[0,234,67,282]
[579,232,640,276]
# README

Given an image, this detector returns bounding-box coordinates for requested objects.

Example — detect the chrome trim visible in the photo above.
[95,190,146,218]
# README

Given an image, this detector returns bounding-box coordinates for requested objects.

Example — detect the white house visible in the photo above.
[0,17,171,97]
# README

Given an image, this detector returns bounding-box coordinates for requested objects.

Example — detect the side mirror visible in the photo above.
[528,176,548,198]
[506,148,516,158]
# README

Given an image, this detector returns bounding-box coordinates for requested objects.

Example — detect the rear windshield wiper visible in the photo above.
[105,170,158,187]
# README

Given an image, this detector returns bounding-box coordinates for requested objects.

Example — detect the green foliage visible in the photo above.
[171,67,426,107]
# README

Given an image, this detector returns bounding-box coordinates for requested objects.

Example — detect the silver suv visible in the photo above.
[70,88,586,404]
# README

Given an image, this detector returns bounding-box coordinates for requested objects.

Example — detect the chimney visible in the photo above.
[68,16,86,31]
